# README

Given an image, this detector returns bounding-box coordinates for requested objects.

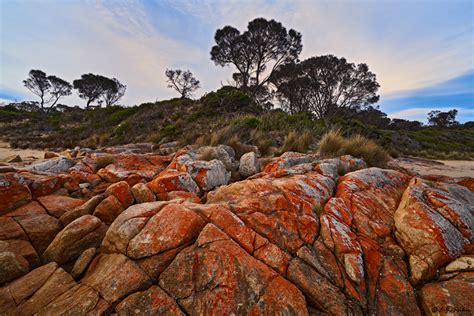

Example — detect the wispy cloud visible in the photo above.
[0,0,230,105]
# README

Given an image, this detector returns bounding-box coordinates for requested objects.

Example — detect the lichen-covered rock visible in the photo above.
[1,148,473,314]
[0,172,32,215]
[41,215,107,265]
[239,151,261,178]
[159,224,308,315]
[316,168,420,315]
[14,171,70,198]
[81,253,152,304]
[420,272,474,315]
[36,195,85,218]
[116,285,184,315]
[100,201,171,254]
[131,182,156,203]
[262,152,314,173]
[105,180,134,208]
[127,203,205,259]
[147,169,200,200]
[207,171,334,253]
[395,178,474,284]
[179,159,231,191]
[38,284,110,315]
[30,157,76,174]
[59,194,105,226]
[12,266,76,315]
[287,257,351,315]
[93,195,125,225]
[97,154,170,184]
[166,190,200,203]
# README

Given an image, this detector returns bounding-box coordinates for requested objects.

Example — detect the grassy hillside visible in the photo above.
[1,87,473,160]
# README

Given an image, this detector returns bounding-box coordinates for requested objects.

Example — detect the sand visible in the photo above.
[393,157,474,178]
[0,141,46,166]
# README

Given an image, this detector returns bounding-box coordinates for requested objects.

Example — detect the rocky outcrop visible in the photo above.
[0,146,473,314]
[394,178,474,284]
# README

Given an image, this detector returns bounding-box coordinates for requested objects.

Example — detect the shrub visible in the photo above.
[231,115,261,128]
[319,130,390,167]
[278,131,313,154]
[201,86,254,112]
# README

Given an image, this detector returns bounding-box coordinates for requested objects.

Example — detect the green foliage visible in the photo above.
[104,106,139,126]
[231,115,261,128]
[0,110,21,122]
[201,86,253,111]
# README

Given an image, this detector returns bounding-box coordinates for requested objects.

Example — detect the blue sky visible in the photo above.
[1,0,473,122]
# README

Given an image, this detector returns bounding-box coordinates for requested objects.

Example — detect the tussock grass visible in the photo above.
[278,130,313,154]
[197,147,216,161]
[319,130,390,167]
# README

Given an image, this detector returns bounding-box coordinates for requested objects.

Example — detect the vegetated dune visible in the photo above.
[0,143,472,315]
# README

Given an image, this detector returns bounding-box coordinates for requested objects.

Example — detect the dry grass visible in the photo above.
[278,130,313,154]
[226,135,258,158]
[197,147,216,161]
[319,130,390,167]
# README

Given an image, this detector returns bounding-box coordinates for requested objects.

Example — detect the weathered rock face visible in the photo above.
[147,169,200,199]
[30,157,76,174]
[239,151,260,178]
[36,195,85,218]
[0,172,32,215]
[394,178,474,284]
[97,154,171,184]
[41,215,107,265]
[81,253,152,304]
[0,251,29,284]
[207,170,336,253]
[1,146,473,315]
[314,168,420,315]
[420,272,474,315]
[159,224,308,315]
[116,285,184,315]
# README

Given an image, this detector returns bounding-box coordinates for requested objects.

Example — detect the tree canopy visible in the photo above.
[210,18,302,100]
[427,109,459,127]
[103,78,127,107]
[23,69,72,113]
[73,74,124,109]
[165,69,200,98]
[271,55,380,119]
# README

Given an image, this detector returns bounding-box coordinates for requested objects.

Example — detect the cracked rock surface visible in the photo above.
[0,144,473,315]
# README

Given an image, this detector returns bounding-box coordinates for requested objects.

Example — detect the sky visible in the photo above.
[0,0,473,123]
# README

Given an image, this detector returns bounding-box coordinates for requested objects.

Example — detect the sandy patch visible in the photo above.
[393,157,474,178]
[0,141,46,166]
